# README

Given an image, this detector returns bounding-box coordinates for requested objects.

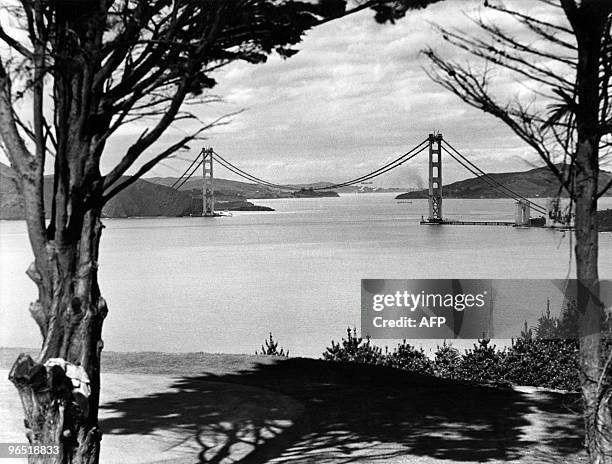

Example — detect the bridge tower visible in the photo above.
[202,147,215,217]
[428,133,443,222]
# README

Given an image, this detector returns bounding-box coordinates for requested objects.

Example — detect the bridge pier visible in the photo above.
[202,147,215,216]
[515,200,531,226]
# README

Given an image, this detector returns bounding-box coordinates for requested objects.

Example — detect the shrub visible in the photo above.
[501,338,579,391]
[385,340,434,375]
[504,299,581,390]
[456,339,506,384]
[322,327,385,365]
[257,332,289,357]
[535,305,558,340]
[321,318,585,392]
[433,341,461,379]
[535,299,580,340]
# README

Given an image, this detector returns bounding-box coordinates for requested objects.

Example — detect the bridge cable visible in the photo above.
[310,139,429,190]
[215,140,427,191]
[442,147,548,215]
[212,138,429,192]
[443,147,548,215]
[170,151,202,189]
[441,147,524,203]
[174,157,203,190]
[212,154,296,190]
[443,140,546,210]
[311,143,429,190]
[173,153,204,191]
[443,140,548,212]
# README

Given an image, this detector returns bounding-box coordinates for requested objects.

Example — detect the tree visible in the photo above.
[423,1,612,461]
[0,1,441,462]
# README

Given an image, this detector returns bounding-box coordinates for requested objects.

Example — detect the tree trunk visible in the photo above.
[568,0,612,459]
[9,209,108,464]
[574,148,612,463]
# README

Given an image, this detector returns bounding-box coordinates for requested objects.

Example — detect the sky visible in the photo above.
[3,0,572,188]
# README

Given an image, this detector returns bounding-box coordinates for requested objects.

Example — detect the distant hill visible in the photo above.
[147,176,287,199]
[103,179,275,217]
[0,163,273,219]
[396,165,612,200]
[0,162,28,219]
[146,176,339,198]
[102,178,193,218]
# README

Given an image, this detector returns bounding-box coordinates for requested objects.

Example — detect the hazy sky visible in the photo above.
[5,0,572,188]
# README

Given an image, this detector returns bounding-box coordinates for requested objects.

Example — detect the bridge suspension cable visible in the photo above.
[442,147,546,215]
[212,152,296,190]
[173,154,204,190]
[442,140,548,215]
[171,153,202,189]
[210,138,429,192]
[310,139,429,190]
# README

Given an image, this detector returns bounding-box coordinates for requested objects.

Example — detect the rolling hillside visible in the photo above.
[0,162,29,219]
[0,163,272,219]
[146,176,339,198]
[396,165,612,200]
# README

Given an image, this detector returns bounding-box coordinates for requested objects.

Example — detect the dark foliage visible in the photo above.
[456,339,508,386]
[502,338,580,391]
[322,327,386,365]
[433,341,461,379]
[535,299,581,340]
[322,321,582,391]
[257,332,289,357]
[371,0,443,24]
[384,340,434,375]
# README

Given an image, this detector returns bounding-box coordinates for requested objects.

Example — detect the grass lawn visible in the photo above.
[0,347,588,464]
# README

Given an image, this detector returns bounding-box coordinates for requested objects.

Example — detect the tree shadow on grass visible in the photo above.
[99,358,584,463]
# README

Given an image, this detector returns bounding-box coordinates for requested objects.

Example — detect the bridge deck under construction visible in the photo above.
[420,219,515,226]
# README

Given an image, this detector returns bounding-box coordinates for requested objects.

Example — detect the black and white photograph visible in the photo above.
[1,0,612,463]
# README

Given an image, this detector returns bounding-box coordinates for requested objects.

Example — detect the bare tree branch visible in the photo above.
[0,26,34,58]
[102,110,241,200]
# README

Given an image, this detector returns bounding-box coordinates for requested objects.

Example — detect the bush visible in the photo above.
[433,341,461,379]
[502,338,579,391]
[321,319,584,391]
[456,339,506,385]
[322,330,433,374]
[322,327,385,365]
[385,340,434,375]
[257,332,289,357]
[535,299,580,340]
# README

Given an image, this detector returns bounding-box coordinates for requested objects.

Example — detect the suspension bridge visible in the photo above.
[170,133,549,226]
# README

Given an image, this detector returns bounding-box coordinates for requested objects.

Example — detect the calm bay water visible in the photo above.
[2,193,612,357]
